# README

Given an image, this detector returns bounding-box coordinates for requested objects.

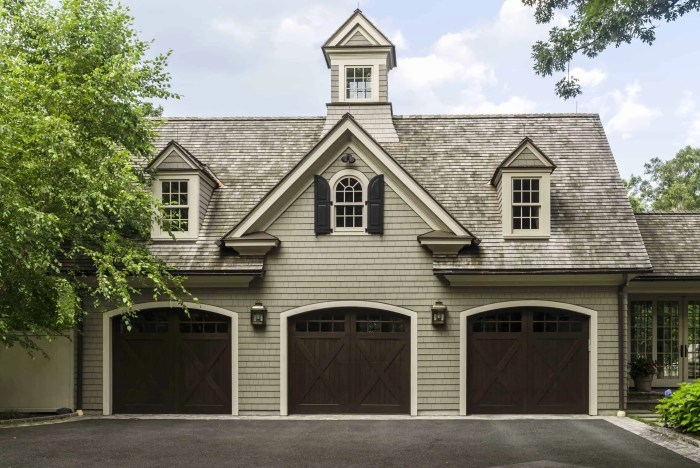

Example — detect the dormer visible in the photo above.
[491,138,556,240]
[147,141,222,240]
[322,9,396,104]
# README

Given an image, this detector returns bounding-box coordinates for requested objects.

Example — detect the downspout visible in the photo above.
[76,319,84,411]
[618,273,630,412]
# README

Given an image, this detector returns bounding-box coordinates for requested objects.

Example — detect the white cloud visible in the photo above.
[686,117,700,146]
[570,67,607,87]
[606,82,662,138]
[210,18,261,43]
[388,30,408,50]
[676,90,696,116]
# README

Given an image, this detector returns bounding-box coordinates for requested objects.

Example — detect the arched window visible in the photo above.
[335,176,364,230]
[329,170,368,232]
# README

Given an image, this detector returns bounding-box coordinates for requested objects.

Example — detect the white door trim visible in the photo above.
[279,301,418,416]
[102,301,239,416]
[459,300,598,416]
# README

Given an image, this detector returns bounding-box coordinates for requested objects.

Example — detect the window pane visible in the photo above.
[532,179,539,190]
[513,179,521,190]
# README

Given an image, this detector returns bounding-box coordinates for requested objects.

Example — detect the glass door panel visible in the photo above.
[630,301,653,360]
[656,300,680,384]
[688,302,700,380]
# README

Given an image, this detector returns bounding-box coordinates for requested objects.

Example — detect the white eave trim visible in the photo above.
[223,238,280,256]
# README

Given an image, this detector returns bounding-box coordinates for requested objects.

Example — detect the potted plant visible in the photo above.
[630,355,659,392]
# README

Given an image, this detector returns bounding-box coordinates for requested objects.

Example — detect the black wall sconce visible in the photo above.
[431,300,448,326]
[340,153,356,164]
[250,301,267,328]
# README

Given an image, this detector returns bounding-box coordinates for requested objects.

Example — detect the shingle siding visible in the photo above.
[80,153,623,414]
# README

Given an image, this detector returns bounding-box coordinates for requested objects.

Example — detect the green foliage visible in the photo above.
[524,0,700,98]
[629,355,658,378]
[624,146,700,212]
[0,0,191,352]
[657,380,700,433]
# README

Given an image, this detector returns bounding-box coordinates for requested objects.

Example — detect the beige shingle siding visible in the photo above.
[322,104,399,143]
[510,148,544,167]
[379,64,388,102]
[199,176,215,229]
[157,151,192,170]
[80,155,623,414]
[345,31,373,46]
[331,65,339,102]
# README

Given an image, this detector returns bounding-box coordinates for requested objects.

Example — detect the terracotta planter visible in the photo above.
[634,374,654,392]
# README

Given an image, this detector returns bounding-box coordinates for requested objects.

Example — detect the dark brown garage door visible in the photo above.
[289,309,410,414]
[113,309,231,414]
[468,308,589,414]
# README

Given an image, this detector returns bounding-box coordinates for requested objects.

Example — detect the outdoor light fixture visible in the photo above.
[431,300,448,326]
[250,301,267,328]
[340,153,356,164]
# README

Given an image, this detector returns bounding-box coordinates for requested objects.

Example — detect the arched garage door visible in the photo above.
[113,309,231,414]
[289,309,410,414]
[467,308,589,414]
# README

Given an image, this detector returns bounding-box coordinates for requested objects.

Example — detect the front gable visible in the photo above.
[222,115,475,246]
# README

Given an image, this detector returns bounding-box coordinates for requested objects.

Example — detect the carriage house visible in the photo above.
[69,10,700,417]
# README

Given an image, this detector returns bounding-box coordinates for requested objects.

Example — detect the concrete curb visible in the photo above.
[604,416,700,464]
[650,425,700,450]
[0,412,81,428]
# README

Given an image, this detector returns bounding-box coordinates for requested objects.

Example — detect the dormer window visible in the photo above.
[512,178,540,230]
[147,141,221,241]
[492,138,556,239]
[346,67,372,100]
[161,180,190,232]
[152,173,200,240]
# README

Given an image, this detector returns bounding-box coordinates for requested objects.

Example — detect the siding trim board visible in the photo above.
[458,300,598,416]
[279,301,418,416]
[102,302,239,416]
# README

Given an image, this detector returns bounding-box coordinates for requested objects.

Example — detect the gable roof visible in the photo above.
[322,9,396,68]
[223,113,475,241]
[147,140,222,187]
[491,137,556,186]
[634,213,700,279]
[147,113,651,274]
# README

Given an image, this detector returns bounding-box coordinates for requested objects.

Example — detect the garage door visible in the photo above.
[113,309,231,414]
[289,309,410,414]
[468,308,588,414]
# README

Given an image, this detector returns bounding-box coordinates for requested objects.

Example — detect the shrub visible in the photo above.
[656,380,700,433]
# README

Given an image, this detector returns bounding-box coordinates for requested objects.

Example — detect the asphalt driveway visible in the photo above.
[0,418,696,467]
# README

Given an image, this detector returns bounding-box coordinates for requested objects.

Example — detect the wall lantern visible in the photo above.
[250,301,267,328]
[431,300,448,326]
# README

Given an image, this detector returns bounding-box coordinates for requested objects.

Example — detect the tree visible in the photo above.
[0,0,190,352]
[625,146,700,212]
[524,0,700,99]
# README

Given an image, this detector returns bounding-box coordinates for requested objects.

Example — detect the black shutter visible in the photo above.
[314,175,332,234]
[366,174,384,234]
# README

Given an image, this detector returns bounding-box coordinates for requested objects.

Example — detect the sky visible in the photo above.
[120,0,700,178]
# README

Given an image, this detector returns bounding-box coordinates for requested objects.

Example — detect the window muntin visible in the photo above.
[334,176,364,230]
[346,67,372,100]
[512,178,540,230]
[161,180,189,232]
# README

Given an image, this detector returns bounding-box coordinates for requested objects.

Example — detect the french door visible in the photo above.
[630,298,700,387]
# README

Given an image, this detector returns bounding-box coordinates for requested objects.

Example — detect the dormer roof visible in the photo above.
[322,9,397,69]
[147,140,222,187]
[491,137,556,186]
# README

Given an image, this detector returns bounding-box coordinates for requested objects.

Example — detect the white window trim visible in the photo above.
[333,57,383,103]
[501,171,551,239]
[152,172,200,240]
[329,168,369,235]
[341,64,378,103]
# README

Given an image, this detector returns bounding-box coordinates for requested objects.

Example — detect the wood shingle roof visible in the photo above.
[149,113,652,274]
